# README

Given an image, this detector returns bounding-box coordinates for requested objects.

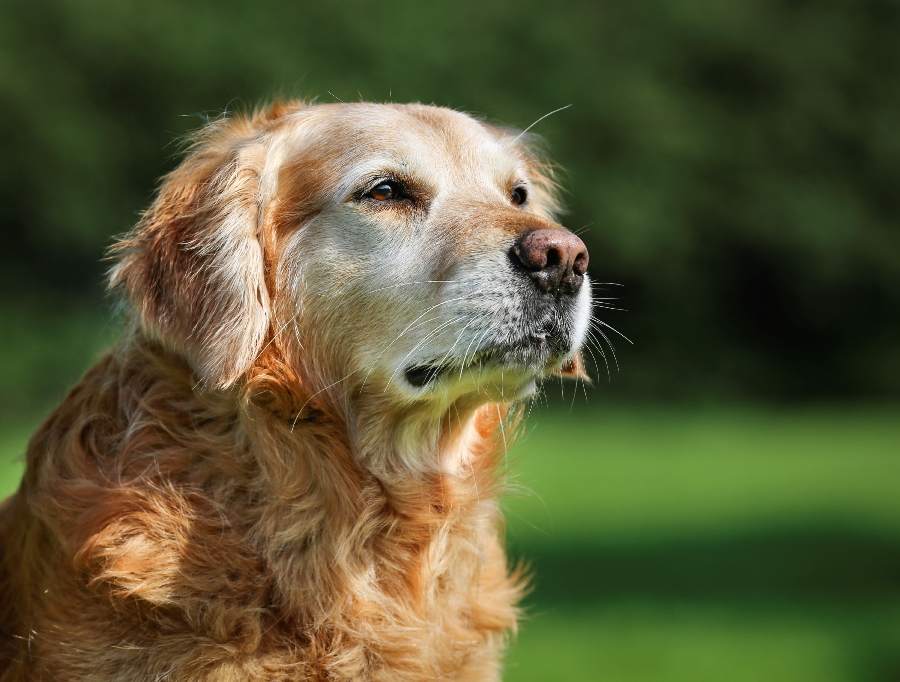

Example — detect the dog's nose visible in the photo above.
[510,228,589,295]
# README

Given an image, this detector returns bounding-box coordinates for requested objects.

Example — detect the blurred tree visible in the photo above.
[1,0,898,411]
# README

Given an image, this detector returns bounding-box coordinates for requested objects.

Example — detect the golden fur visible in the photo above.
[0,101,589,680]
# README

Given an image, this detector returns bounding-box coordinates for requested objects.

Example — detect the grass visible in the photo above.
[502,405,900,682]
[1,404,898,680]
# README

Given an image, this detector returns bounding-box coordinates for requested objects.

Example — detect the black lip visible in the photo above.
[403,326,570,389]
[404,364,448,388]
[404,345,553,390]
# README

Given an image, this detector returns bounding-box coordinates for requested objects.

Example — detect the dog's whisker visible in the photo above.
[577,367,590,404]
[569,370,580,410]
[260,313,301,356]
[583,329,610,381]
[260,281,462,360]
[367,279,460,295]
[432,315,481,374]
[570,223,593,238]
[370,294,480,370]
[358,318,444,391]
[591,318,634,345]
[594,326,619,372]
[384,316,468,391]
[459,327,493,381]
[509,104,572,145]
[359,302,475,390]
[290,366,364,432]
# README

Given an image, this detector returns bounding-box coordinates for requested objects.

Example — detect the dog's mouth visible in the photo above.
[403,333,565,389]
[403,363,455,388]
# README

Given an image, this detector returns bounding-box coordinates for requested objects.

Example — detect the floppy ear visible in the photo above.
[108,121,271,388]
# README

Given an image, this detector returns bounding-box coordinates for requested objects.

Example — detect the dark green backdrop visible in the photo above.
[2,0,898,418]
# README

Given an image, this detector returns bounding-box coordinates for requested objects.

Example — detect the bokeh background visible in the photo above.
[1,1,898,679]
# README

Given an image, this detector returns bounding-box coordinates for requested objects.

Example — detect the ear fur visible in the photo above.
[108,118,272,388]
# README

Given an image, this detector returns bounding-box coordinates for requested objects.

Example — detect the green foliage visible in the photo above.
[1,0,898,405]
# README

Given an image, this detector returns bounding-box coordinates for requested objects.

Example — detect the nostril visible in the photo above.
[545,247,561,268]
[573,251,588,276]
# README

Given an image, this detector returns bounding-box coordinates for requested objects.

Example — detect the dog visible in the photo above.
[0,101,591,681]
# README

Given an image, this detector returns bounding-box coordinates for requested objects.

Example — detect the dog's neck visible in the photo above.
[247,381,507,516]
[125,335,508,493]
[243,342,508,480]
[230,346,511,622]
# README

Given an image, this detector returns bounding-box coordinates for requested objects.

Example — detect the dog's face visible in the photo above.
[111,102,591,407]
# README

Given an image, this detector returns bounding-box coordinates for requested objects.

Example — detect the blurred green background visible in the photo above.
[0,1,898,680]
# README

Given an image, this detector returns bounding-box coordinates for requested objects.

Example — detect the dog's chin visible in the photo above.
[400,334,574,401]
[402,363,540,402]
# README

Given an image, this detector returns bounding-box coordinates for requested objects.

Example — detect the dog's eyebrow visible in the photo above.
[336,159,411,197]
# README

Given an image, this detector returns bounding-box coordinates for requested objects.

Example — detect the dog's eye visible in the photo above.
[511,185,528,206]
[366,180,404,202]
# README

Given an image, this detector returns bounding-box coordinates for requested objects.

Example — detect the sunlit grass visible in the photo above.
[500,405,900,682]
[503,405,900,541]
[506,605,900,682]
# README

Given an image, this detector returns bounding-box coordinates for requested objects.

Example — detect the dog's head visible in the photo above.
[110,102,591,407]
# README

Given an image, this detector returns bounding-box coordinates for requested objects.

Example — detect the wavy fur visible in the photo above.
[0,100,586,681]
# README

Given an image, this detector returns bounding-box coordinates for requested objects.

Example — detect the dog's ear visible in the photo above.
[108,119,271,388]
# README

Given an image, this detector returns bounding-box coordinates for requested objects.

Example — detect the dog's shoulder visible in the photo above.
[1,349,281,677]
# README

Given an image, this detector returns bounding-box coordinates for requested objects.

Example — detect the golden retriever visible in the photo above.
[0,100,590,681]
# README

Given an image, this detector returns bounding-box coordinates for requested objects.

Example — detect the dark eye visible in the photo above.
[511,185,528,206]
[366,180,404,202]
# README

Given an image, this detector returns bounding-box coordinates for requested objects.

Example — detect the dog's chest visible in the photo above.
[77,499,517,680]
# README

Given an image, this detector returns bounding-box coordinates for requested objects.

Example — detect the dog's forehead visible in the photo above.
[288,103,522,182]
